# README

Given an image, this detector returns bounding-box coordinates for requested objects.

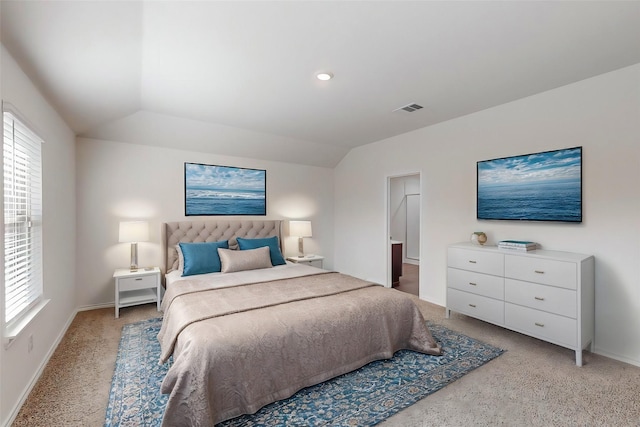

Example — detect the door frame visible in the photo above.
[386,171,421,291]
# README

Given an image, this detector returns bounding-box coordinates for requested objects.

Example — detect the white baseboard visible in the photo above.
[593,347,640,368]
[3,307,78,427]
[418,295,443,307]
[76,302,114,312]
[403,258,419,266]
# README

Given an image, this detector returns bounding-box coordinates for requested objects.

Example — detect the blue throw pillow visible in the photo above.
[236,236,286,266]
[179,240,229,276]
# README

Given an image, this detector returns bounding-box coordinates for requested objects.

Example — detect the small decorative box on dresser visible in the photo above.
[446,242,595,366]
[286,255,324,268]
[113,267,162,318]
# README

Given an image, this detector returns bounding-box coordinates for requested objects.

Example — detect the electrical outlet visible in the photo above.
[28,334,33,353]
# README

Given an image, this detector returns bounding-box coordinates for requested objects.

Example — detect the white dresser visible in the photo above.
[446,242,595,366]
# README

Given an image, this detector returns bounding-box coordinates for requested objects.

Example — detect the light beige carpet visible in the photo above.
[11,299,640,426]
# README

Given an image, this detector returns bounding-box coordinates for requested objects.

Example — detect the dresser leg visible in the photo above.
[445,308,451,319]
[575,349,583,367]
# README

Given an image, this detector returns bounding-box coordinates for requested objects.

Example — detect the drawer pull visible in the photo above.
[468,260,477,264]
[534,296,545,301]
[135,278,143,281]
[534,270,545,274]
[468,282,477,286]
[534,322,545,327]
[468,304,477,308]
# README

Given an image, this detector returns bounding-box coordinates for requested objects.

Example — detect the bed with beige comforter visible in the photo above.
[158,264,442,426]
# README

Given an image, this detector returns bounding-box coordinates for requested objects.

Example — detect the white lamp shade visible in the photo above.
[289,220,312,237]
[119,221,149,243]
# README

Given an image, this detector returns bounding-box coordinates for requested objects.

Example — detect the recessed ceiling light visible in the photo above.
[316,72,333,81]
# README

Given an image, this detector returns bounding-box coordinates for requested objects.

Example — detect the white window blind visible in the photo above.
[3,110,43,328]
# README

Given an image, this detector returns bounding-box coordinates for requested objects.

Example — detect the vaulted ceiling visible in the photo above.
[2,1,640,167]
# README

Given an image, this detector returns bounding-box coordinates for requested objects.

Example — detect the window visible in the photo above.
[3,107,43,337]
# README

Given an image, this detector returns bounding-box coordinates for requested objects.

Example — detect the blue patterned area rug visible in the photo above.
[105,317,503,427]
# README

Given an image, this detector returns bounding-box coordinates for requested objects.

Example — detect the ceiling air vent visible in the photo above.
[393,103,424,113]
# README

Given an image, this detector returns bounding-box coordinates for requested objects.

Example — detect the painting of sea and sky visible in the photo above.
[477,147,582,222]
[185,163,266,216]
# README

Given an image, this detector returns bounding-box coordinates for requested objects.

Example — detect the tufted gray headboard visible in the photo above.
[162,220,283,274]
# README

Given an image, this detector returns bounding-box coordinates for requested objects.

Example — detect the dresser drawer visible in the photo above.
[118,275,157,292]
[448,268,504,300]
[448,247,504,276]
[505,279,576,318]
[447,288,504,325]
[505,255,576,290]
[505,303,577,347]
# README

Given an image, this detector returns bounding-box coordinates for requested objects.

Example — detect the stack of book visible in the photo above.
[498,240,538,252]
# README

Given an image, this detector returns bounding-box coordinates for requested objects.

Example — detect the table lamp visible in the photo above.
[119,221,149,271]
[289,220,312,257]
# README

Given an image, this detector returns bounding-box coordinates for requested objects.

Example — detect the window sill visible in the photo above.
[4,299,50,349]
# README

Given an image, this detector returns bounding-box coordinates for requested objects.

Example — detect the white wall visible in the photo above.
[75,138,334,308]
[335,64,640,366]
[0,48,77,425]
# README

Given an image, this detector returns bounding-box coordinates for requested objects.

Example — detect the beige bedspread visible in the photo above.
[158,268,442,426]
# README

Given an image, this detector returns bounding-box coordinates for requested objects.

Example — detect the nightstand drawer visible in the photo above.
[447,267,504,300]
[118,275,157,292]
[447,288,504,325]
[300,259,322,268]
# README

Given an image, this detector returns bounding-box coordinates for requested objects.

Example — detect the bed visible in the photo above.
[158,220,442,426]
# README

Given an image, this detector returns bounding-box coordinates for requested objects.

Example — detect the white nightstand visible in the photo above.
[113,267,161,318]
[286,255,324,269]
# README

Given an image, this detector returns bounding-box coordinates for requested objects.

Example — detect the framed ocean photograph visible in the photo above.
[184,163,266,216]
[477,147,582,222]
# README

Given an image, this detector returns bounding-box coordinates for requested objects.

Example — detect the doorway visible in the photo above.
[388,173,420,297]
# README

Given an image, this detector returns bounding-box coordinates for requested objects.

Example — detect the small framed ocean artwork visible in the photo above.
[184,163,266,216]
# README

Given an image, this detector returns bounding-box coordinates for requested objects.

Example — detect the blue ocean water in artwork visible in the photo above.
[186,186,266,215]
[478,179,581,222]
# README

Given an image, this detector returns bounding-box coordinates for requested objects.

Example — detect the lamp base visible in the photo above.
[130,242,139,271]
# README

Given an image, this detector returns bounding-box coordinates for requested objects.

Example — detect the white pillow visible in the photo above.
[176,244,184,273]
[218,246,273,273]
